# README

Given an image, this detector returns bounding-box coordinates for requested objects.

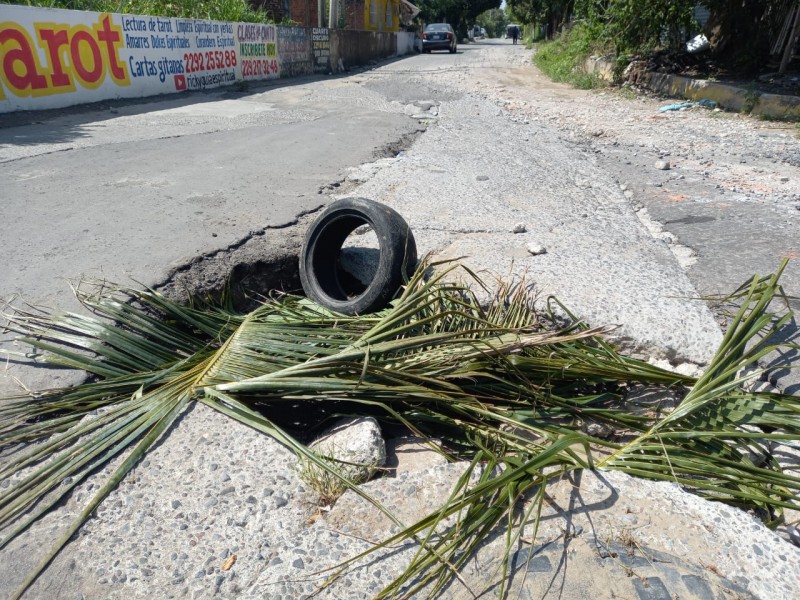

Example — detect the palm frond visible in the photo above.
[0,260,797,599]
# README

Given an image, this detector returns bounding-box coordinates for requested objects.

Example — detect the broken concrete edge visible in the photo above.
[583,56,800,120]
[153,209,715,375]
[152,133,424,310]
[327,458,800,600]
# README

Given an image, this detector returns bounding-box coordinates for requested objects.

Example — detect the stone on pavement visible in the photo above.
[308,416,387,483]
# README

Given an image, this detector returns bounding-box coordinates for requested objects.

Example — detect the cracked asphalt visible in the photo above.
[2,38,800,600]
[5,38,800,391]
[0,73,423,394]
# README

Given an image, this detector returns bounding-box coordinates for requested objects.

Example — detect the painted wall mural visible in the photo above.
[277,26,312,78]
[0,5,403,113]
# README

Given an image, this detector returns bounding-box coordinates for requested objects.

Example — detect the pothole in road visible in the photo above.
[373,128,425,159]
[155,223,307,312]
[158,130,422,310]
[158,217,384,312]
[318,129,424,195]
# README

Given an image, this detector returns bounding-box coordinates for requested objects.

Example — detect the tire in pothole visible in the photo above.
[299,197,417,315]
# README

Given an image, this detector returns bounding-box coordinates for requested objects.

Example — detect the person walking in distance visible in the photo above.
[511,25,520,45]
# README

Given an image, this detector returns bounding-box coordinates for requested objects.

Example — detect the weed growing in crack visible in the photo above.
[298,451,380,506]
[742,82,762,114]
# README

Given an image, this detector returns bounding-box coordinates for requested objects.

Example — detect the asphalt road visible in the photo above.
[2,39,799,395]
[2,39,800,600]
[0,70,423,393]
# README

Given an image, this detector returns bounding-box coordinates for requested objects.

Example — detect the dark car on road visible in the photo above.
[422,23,457,53]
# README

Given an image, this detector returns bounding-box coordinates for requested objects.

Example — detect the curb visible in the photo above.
[642,71,800,120]
[584,56,800,120]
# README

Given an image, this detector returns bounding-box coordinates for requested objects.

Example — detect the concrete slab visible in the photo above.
[345,94,723,365]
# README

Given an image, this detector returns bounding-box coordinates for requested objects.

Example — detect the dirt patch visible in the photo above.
[155,216,309,310]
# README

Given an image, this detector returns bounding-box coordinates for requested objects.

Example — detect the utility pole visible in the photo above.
[328,0,338,28]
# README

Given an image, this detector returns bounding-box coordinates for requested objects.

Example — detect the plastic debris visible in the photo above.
[686,34,710,54]
[659,99,719,112]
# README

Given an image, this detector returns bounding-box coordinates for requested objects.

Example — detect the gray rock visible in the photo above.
[512,222,527,233]
[308,416,386,483]
[654,160,671,170]
[527,243,547,256]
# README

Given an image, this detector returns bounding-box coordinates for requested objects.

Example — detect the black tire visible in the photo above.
[300,197,417,315]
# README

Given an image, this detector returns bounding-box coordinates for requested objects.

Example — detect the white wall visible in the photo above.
[396,31,416,55]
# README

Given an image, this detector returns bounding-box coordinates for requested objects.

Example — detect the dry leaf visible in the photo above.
[666,194,689,203]
[222,554,237,571]
[700,560,722,576]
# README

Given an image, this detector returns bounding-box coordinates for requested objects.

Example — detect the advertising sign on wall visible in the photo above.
[311,28,331,74]
[1,6,252,112]
[237,22,279,81]
[0,6,403,113]
[278,26,312,78]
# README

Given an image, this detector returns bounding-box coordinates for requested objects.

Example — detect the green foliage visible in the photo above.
[4,0,272,23]
[742,82,762,114]
[298,450,378,505]
[575,0,697,54]
[474,8,508,38]
[506,0,697,54]
[1,260,799,598]
[533,23,606,89]
[504,0,543,27]
[415,0,500,36]
[505,0,572,39]
[498,0,782,70]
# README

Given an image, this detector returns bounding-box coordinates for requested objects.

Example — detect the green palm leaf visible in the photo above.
[1,260,798,598]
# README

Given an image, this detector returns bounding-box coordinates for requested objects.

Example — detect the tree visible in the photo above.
[416,0,501,37]
[475,7,508,38]
[505,0,574,40]
[702,0,789,70]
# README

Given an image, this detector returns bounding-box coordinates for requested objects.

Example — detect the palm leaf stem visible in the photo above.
[9,392,190,600]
